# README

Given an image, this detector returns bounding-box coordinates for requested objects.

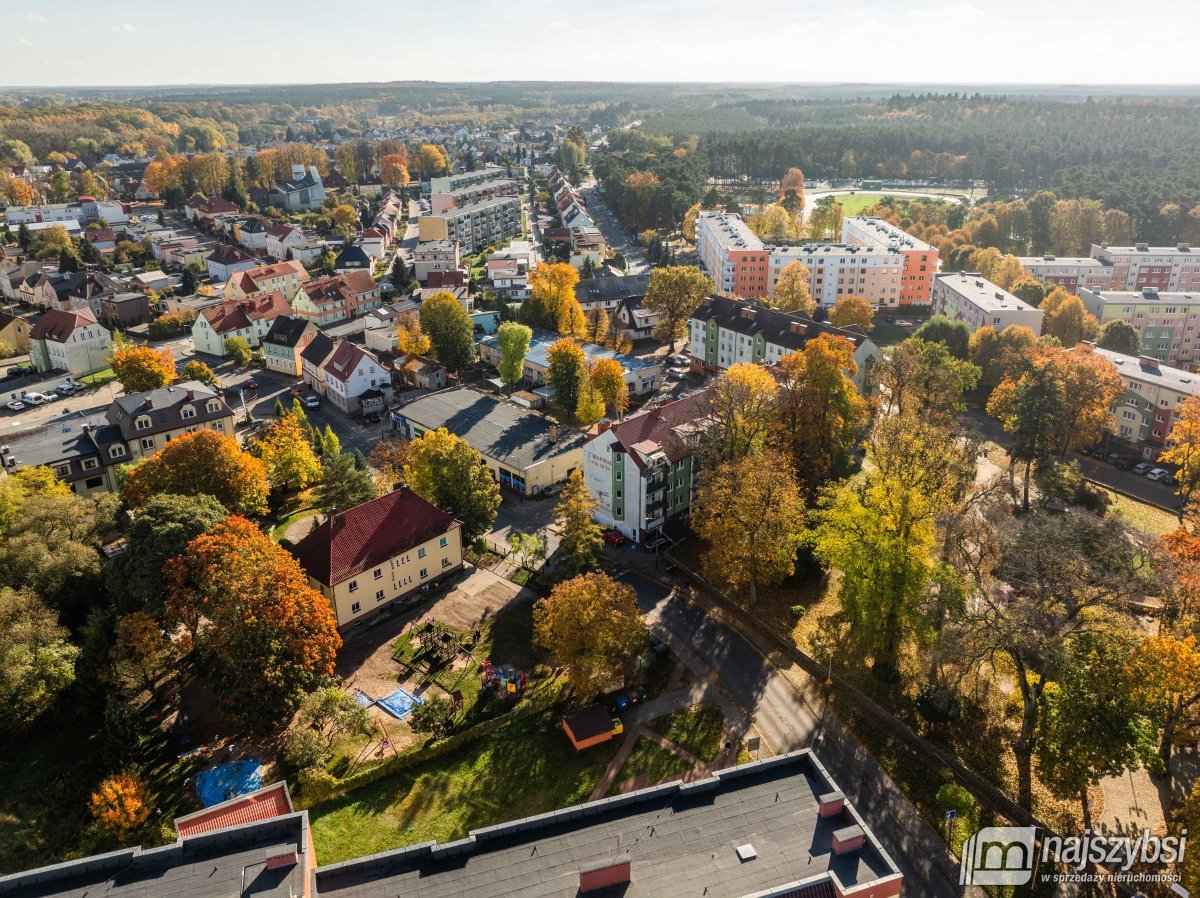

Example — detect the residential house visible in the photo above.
[206,244,259,281]
[334,244,373,274]
[322,341,391,415]
[0,412,125,497]
[100,292,152,329]
[83,228,117,254]
[269,164,327,212]
[265,224,324,262]
[390,387,588,495]
[191,292,291,356]
[29,308,112,376]
[583,389,711,541]
[687,294,880,391]
[396,355,447,390]
[262,316,319,378]
[300,332,337,396]
[40,271,122,318]
[232,216,270,252]
[132,270,178,293]
[225,260,309,302]
[184,195,239,227]
[291,487,462,628]
[106,381,235,462]
[291,271,382,326]
[0,311,32,353]
[413,240,461,283]
[0,260,46,301]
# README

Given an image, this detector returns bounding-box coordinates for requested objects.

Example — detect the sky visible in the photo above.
[3,0,1200,87]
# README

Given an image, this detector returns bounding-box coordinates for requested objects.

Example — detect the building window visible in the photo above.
[420,567,428,579]
[349,580,359,593]
[140,437,155,450]
[439,536,448,548]
[374,568,382,580]
[181,405,196,420]
[109,445,126,459]
[82,458,99,471]
[418,547,426,558]
[135,417,151,431]
[442,557,450,568]
[351,602,361,614]
[54,464,70,477]
[376,589,385,601]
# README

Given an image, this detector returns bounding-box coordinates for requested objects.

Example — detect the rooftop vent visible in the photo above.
[1180,244,1191,252]
[736,844,758,862]
[832,824,865,856]
[1136,243,1149,252]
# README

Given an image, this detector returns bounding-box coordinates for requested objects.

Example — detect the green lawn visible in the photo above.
[651,704,726,763]
[605,736,690,795]
[1102,488,1178,537]
[78,367,117,387]
[830,193,891,216]
[868,322,910,349]
[309,709,619,864]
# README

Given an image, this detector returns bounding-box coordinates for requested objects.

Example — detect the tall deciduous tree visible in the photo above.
[703,362,779,464]
[496,321,532,394]
[554,470,603,575]
[1040,289,1099,347]
[395,313,431,357]
[1161,395,1200,520]
[644,266,713,352]
[90,772,151,840]
[872,337,980,423]
[533,572,646,695]
[165,516,341,728]
[913,316,971,360]
[1097,319,1141,357]
[0,587,79,731]
[693,451,806,606]
[523,263,580,332]
[181,359,218,388]
[123,430,269,516]
[588,358,629,420]
[771,260,815,315]
[773,334,869,495]
[547,338,588,422]
[404,428,500,542]
[251,413,321,492]
[829,295,874,331]
[419,292,476,372]
[111,345,176,393]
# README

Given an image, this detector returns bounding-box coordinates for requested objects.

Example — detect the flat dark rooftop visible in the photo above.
[2,814,308,898]
[314,750,900,898]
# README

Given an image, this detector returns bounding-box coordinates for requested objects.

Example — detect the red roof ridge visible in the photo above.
[174,781,293,838]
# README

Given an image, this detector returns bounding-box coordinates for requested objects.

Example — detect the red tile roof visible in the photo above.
[209,244,254,266]
[174,782,293,838]
[291,488,460,585]
[30,307,99,342]
[200,291,290,334]
[340,269,378,295]
[323,340,379,383]
[242,259,307,285]
[607,389,712,468]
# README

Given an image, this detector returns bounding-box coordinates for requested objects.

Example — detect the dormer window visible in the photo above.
[206,400,221,413]
[181,405,196,420]
[135,417,151,431]
[109,444,126,459]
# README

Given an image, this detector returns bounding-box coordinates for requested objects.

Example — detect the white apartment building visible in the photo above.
[1017,255,1114,295]
[931,273,1044,334]
[29,308,113,377]
[417,195,522,254]
[768,244,905,308]
[1091,243,1200,293]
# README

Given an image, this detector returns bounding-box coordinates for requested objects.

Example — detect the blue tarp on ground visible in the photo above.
[196,760,262,808]
[352,689,375,709]
[377,687,424,720]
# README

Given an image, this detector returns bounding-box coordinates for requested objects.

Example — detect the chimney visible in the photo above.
[1140,355,1162,372]
[292,163,306,180]
[818,790,845,817]
[579,859,631,893]
[548,425,558,443]
[832,824,865,856]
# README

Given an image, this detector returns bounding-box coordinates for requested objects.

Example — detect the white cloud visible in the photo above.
[23,13,46,23]
[109,23,135,33]
[18,37,34,47]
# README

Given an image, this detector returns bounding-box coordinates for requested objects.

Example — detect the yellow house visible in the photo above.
[290,487,463,628]
[0,310,32,353]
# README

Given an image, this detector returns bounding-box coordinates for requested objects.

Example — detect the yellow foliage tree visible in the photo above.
[829,295,874,331]
[771,260,815,315]
[395,313,431,356]
[111,345,176,393]
[251,414,321,492]
[90,772,151,840]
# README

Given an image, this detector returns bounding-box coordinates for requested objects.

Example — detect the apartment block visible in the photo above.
[695,210,771,298]
[687,293,880,391]
[1083,345,1200,457]
[426,165,507,196]
[1091,243,1200,293]
[931,273,1044,334]
[413,239,462,283]
[842,216,939,306]
[768,243,904,308]
[430,177,518,213]
[1018,255,1114,295]
[418,194,522,254]
[1078,287,1200,369]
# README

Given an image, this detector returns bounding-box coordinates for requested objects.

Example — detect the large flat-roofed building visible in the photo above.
[414,239,462,283]
[841,216,939,306]
[418,195,523,254]
[1091,243,1200,293]
[931,272,1044,334]
[478,328,662,395]
[425,165,507,197]
[1018,255,1114,295]
[0,751,902,898]
[1078,287,1200,369]
[1082,345,1200,457]
[430,177,519,214]
[768,243,905,309]
[695,210,770,298]
[687,294,880,390]
[389,387,587,495]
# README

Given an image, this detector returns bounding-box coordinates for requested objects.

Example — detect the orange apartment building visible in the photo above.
[842,216,939,306]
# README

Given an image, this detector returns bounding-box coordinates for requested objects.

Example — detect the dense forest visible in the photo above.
[640,94,1200,229]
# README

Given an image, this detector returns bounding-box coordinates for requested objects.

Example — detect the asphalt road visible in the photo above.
[581,183,648,274]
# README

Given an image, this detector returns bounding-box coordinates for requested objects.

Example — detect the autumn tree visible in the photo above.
[225,335,252,367]
[681,203,700,242]
[872,337,980,423]
[554,470,604,575]
[181,359,218,388]
[496,321,532,394]
[165,516,341,727]
[111,344,175,393]
[829,295,874,331]
[90,772,151,841]
[969,323,1038,390]
[1161,395,1200,520]
[583,307,610,345]
[589,358,629,420]
[773,334,869,496]
[380,153,409,187]
[644,266,713,352]
[534,572,647,694]
[1133,633,1200,772]
[419,292,475,372]
[1097,319,1141,357]
[693,451,805,606]
[404,428,500,542]
[395,313,431,357]
[703,362,778,464]
[250,413,322,492]
[913,316,971,360]
[123,430,269,516]
[771,260,815,315]
[523,263,580,332]
[109,611,174,695]
[367,438,409,490]
[0,588,79,731]
[547,338,588,422]
[1040,288,1099,347]
[416,144,451,175]
[296,686,373,750]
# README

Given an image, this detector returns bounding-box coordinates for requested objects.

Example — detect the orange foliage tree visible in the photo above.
[111,344,176,393]
[380,154,409,187]
[164,516,341,727]
[123,430,269,516]
[90,772,151,840]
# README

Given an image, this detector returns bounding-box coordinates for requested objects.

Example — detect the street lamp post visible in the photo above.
[813,637,835,744]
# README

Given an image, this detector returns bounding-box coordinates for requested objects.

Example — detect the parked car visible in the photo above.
[1147,468,1171,481]
[1111,456,1134,470]
[667,354,689,367]
[1105,452,1125,463]
[242,378,259,392]
[303,394,320,410]
[21,392,47,405]
[1163,473,1178,485]
[1133,462,1154,475]
[602,529,625,546]
[41,391,60,402]
[667,369,685,381]
[5,399,25,411]
[643,535,669,552]
[56,382,79,396]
